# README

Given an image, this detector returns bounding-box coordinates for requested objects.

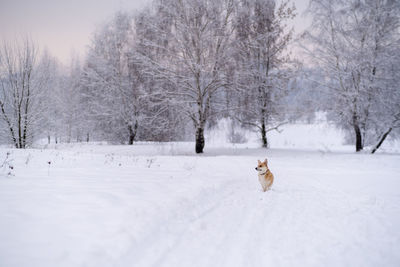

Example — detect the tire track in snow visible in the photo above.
[130,175,397,267]
[115,178,242,267]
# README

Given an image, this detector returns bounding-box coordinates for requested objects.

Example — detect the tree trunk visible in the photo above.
[371,128,392,154]
[17,110,22,148]
[195,127,205,153]
[22,83,30,149]
[354,123,363,152]
[48,135,51,144]
[261,122,268,148]
[128,121,138,145]
[128,126,134,145]
[86,133,90,143]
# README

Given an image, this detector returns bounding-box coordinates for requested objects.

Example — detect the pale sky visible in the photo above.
[0,0,311,64]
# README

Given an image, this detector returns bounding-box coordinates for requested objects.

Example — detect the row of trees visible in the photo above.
[0,0,399,153]
[0,39,87,147]
[78,0,299,153]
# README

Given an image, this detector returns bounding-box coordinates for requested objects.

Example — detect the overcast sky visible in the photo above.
[0,0,311,64]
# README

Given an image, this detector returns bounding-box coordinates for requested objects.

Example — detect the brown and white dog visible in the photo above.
[255,159,274,192]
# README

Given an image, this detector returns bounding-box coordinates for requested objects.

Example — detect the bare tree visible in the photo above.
[136,0,235,153]
[82,12,143,145]
[233,0,296,147]
[0,37,48,148]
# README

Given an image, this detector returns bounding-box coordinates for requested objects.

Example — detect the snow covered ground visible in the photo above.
[1,124,400,267]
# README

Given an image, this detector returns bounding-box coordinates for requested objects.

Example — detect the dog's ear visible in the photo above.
[257,160,261,164]
[264,158,268,164]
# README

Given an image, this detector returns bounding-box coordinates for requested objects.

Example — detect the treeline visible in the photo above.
[0,0,399,153]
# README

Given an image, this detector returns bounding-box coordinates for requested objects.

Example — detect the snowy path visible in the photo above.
[0,145,399,267]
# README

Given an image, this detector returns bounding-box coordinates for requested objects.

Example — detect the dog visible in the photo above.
[255,159,274,192]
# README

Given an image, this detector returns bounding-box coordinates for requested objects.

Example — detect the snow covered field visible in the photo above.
[1,124,400,267]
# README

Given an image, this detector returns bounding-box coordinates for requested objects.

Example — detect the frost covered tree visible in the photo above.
[304,0,400,152]
[369,42,400,153]
[0,37,50,148]
[233,0,296,148]
[81,10,186,145]
[136,0,235,153]
[127,10,183,142]
[82,12,144,144]
[59,55,86,143]
[366,1,400,153]
[39,50,62,144]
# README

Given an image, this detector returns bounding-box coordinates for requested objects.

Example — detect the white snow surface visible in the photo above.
[1,124,400,267]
